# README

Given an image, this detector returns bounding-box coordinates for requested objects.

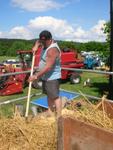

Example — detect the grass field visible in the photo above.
[0,56,16,62]
[0,72,109,117]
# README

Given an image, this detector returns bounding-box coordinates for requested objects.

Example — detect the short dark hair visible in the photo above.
[39,30,52,40]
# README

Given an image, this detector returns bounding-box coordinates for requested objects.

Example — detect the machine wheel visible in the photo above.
[0,76,9,89]
[70,73,81,84]
[32,78,42,89]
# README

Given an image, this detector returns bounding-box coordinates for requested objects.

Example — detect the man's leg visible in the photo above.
[48,97,55,112]
[54,97,62,117]
[48,97,62,117]
[45,79,62,116]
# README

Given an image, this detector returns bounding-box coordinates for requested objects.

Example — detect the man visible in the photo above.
[29,30,62,117]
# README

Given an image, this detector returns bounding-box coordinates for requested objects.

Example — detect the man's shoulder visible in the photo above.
[47,47,58,54]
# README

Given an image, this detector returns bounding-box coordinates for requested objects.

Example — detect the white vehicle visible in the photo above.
[2,59,21,68]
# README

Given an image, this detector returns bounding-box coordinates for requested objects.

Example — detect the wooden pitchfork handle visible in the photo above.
[25,52,35,118]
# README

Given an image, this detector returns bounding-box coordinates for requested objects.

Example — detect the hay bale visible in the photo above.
[0,115,57,150]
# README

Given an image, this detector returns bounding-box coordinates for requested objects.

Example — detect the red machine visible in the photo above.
[61,49,83,83]
[0,48,84,95]
[0,64,27,95]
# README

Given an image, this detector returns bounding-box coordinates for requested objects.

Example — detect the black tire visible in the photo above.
[32,78,42,89]
[0,75,9,89]
[70,73,81,84]
[22,74,29,88]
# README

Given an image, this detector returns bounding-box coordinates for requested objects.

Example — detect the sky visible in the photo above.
[0,0,110,42]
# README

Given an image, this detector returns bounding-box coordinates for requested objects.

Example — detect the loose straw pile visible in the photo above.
[0,93,113,149]
[0,115,57,150]
[62,93,113,132]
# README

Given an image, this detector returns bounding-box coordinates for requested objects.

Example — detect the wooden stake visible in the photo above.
[25,53,35,118]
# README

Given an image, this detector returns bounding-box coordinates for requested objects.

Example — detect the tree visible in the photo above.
[101,21,111,65]
[103,22,110,43]
[8,41,26,56]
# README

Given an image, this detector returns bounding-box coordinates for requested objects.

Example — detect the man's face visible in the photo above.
[39,39,47,47]
[39,39,51,48]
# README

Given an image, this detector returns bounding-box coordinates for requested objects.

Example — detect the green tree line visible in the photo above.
[0,39,34,56]
[0,38,108,57]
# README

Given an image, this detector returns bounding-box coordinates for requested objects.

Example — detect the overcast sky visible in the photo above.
[0,0,109,42]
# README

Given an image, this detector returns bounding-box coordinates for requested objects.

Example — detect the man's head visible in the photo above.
[39,30,52,48]
[39,30,52,40]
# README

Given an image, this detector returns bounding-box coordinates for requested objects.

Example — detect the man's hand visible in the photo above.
[28,75,37,82]
[32,40,43,53]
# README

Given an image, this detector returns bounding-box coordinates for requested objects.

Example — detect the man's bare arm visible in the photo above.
[29,48,59,81]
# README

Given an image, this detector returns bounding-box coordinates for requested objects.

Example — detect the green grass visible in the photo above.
[0,56,16,62]
[0,72,109,117]
[0,88,42,117]
[61,72,108,95]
